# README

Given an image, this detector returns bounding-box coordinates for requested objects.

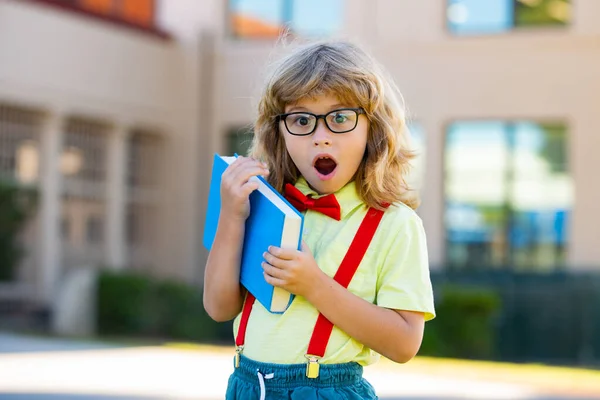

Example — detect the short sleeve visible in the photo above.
[375,212,436,321]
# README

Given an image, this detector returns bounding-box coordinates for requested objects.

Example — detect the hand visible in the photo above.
[262,241,325,298]
[220,156,269,221]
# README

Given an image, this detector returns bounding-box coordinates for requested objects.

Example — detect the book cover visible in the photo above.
[203,154,304,313]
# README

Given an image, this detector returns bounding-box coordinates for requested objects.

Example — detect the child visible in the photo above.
[203,40,436,400]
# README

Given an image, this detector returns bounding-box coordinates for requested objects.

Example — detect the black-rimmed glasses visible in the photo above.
[276,108,366,136]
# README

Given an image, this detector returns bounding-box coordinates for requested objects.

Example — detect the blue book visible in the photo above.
[203,154,304,313]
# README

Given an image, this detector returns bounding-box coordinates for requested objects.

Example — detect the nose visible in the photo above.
[312,119,332,147]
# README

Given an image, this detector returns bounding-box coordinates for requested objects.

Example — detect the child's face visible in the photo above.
[281,93,368,195]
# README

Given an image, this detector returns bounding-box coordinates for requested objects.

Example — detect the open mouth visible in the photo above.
[313,155,337,178]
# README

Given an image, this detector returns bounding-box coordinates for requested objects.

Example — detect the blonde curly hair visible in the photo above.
[249,40,419,210]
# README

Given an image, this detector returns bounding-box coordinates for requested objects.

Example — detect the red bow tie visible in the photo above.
[284,184,341,221]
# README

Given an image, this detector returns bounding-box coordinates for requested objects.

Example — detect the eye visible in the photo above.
[292,114,311,126]
[331,112,350,124]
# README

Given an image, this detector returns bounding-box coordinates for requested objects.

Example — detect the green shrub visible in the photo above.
[154,279,222,341]
[0,181,38,281]
[96,270,231,343]
[96,271,155,335]
[419,284,501,359]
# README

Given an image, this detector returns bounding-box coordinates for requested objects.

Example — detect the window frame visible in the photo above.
[226,0,344,40]
[445,0,572,38]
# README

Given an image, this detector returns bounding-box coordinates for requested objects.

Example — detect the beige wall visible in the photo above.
[0,1,180,121]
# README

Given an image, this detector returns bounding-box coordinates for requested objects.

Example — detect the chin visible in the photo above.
[306,176,344,195]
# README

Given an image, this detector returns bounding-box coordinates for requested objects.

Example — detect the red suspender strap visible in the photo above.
[234,291,255,367]
[235,292,255,348]
[306,207,385,358]
[234,207,386,372]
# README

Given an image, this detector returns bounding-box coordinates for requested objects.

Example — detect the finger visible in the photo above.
[224,156,254,176]
[263,251,288,268]
[225,156,261,178]
[233,156,265,169]
[231,164,269,186]
[245,157,268,169]
[240,180,260,198]
[223,155,249,175]
[268,246,295,261]
[263,271,286,288]
[232,155,266,167]
[222,167,267,197]
[262,261,283,278]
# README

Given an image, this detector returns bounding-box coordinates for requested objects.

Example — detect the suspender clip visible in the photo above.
[305,355,321,379]
[234,345,244,368]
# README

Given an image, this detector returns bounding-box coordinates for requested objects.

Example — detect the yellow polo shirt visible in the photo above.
[233,177,435,365]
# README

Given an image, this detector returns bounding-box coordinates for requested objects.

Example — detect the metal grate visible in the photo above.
[0,104,42,293]
[61,117,109,271]
[0,105,42,185]
[126,131,163,271]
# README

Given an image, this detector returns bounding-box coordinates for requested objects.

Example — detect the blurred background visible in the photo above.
[0,0,599,399]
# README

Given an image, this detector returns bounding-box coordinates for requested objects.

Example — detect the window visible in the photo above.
[445,121,571,270]
[227,127,254,156]
[0,105,42,185]
[86,215,104,244]
[61,117,109,270]
[447,0,571,35]
[126,203,160,270]
[61,218,71,241]
[62,119,108,184]
[229,0,344,39]
[126,130,163,271]
[127,132,163,189]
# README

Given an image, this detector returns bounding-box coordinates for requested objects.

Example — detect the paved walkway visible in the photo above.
[0,332,598,400]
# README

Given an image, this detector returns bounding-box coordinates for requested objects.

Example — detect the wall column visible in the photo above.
[39,111,64,303]
[105,125,128,269]
[418,117,445,269]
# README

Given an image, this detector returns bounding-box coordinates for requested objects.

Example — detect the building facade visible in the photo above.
[1,0,599,310]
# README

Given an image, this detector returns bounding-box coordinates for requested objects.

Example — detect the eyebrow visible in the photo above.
[286,104,350,113]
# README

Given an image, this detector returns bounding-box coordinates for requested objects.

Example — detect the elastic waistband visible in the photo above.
[233,355,363,389]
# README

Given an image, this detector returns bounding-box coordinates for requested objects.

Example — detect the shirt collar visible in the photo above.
[294,177,365,220]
